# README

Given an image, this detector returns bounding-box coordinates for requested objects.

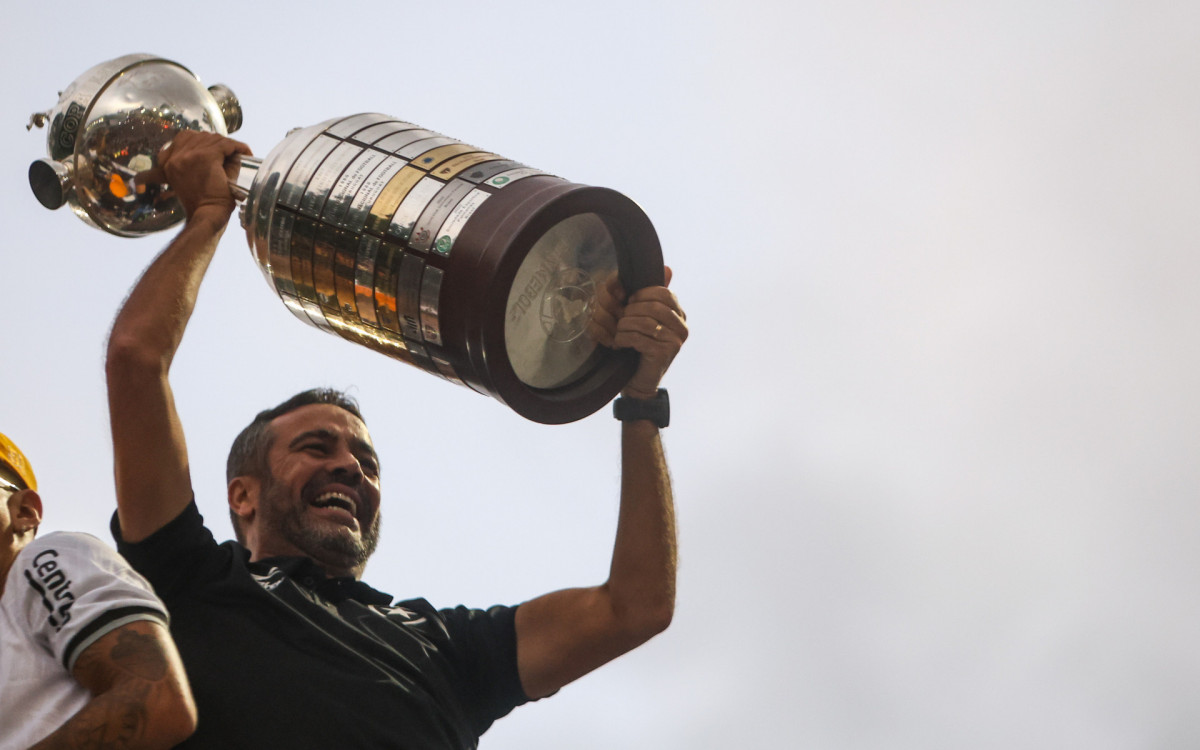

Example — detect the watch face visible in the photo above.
[504,212,618,390]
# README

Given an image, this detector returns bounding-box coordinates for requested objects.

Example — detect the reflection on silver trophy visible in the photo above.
[28,54,663,424]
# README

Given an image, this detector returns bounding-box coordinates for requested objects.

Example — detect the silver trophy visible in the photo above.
[28,54,663,424]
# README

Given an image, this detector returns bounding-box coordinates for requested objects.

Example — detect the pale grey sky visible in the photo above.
[5,2,1200,747]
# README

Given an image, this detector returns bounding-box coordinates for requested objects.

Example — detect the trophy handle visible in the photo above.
[207,84,242,134]
[229,156,261,202]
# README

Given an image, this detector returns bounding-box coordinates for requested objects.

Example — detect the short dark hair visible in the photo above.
[226,388,366,543]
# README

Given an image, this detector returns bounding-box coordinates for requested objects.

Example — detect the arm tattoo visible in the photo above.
[65,695,148,749]
[31,624,172,749]
[109,628,169,682]
[32,686,148,749]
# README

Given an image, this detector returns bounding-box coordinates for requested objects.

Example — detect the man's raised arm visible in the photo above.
[514,269,687,699]
[106,132,252,542]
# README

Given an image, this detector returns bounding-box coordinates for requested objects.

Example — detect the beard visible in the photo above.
[257,470,382,574]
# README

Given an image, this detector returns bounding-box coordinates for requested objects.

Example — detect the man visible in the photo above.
[106,131,687,748]
[0,431,195,749]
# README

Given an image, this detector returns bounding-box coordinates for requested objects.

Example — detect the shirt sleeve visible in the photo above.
[437,602,531,733]
[13,532,168,672]
[111,498,227,602]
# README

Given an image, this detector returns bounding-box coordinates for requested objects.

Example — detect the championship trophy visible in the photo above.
[28,54,663,424]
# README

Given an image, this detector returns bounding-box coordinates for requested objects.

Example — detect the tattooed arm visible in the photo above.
[29,620,196,750]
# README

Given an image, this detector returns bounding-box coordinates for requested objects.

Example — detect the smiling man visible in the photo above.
[106,131,687,748]
[225,396,382,579]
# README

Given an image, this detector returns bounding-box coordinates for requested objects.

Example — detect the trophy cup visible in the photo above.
[28,54,663,424]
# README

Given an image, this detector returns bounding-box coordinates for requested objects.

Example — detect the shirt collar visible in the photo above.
[248,553,393,606]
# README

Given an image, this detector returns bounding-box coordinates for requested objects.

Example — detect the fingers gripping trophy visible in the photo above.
[28,54,665,424]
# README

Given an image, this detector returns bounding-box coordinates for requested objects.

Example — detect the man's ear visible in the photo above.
[228,476,260,522]
[12,490,42,535]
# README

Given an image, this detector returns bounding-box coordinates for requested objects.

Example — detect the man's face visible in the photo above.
[0,488,15,591]
[0,466,26,536]
[0,482,14,539]
[0,467,37,592]
[252,404,382,577]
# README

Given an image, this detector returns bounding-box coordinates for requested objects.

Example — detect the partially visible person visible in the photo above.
[0,431,196,749]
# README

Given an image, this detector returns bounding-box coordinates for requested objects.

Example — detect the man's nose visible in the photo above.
[328,446,364,482]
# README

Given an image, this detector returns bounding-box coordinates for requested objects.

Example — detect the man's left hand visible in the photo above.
[599,266,687,399]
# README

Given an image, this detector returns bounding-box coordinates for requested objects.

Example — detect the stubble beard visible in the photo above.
[258,471,382,574]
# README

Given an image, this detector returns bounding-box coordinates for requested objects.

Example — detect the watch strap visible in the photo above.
[612,388,670,428]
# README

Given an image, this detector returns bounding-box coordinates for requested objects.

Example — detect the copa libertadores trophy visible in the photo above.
[28,54,663,424]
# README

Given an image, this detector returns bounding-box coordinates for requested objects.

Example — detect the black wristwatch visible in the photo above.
[612,388,670,428]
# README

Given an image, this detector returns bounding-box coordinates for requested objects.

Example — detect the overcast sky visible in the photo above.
[5,2,1200,748]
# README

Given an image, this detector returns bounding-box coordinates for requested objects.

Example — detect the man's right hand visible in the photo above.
[158,131,252,228]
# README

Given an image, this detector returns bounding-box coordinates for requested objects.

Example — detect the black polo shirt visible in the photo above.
[112,501,529,749]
